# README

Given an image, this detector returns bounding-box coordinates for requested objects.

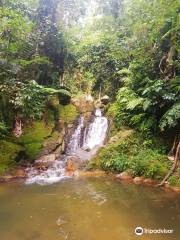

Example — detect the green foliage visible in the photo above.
[0,0,179,175]
[0,140,23,174]
[112,0,180,134]
[160,102,180,131]
[0,121,8,138]
[65,0,180,134]
[169,175,180,187]
[92,131,170,180]
[0,0,71,134]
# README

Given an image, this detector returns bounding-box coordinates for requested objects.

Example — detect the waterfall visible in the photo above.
[66,116,84,153]
[83,109,108,150]
[26,109,108,185]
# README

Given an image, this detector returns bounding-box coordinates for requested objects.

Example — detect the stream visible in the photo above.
[0,178,180,240]
[0,109,180,240]
[26,109,108,185]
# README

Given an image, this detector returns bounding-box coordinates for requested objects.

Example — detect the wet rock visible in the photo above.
[101,95,110,105]
[170,186,180,193]
[72,96,94,114]
[66,157,81,172]
[1,175,15,182]
[56,119,65,132]
[94,100,102,109]
[82,147,91,152]
[164,182,170,188]
[14,169,26,178]
[0,177,5,183]
[67,123,74,129]
[35,154,56,169]
[41,133,64,156]
[133,177,144,184]
[143,178,157,185]
[83,111,93,120]
[116,172,133,181]
[53,145,62,155]
[65,171,74,177]
[61,140,66,153]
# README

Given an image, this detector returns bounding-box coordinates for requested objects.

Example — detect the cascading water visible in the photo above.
[26,109,108,185]
[83,109,108,150]
[66,116,84,154]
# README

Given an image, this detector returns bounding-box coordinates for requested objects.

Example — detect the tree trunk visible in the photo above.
[59,72,64,86]
[13,117,23,137]
[99,84,102,101]
[168,135,178,161]
[158,141,180,186]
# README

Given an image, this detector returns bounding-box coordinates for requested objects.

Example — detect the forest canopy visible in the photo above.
[0,0,179,141]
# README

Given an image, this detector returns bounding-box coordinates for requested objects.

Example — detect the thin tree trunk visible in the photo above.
[13,117,23,137]
[168,135,178,161]
[158,141,180,186]
[99,84,102,101]
[59,72,64,86]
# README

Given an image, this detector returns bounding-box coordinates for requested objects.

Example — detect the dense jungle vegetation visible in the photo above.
[0,0,179,185]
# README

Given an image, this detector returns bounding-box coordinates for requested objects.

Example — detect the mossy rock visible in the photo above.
[0,140,23,174]
[58,104,78,123]
[18,121,54,160]
[24,142,42,161]
[41,131,63,155]
[47,97,78,123]
[20,121,53,144]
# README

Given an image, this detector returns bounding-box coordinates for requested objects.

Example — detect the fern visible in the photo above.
[43,88,71,97]
[0,121,8,138]
[160,102,180,130]
[126,98,144,110]
[117,87,144,110]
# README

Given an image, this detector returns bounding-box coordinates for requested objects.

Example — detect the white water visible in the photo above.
[83,109,108,150]
[26,160,67,185]
[66,116,84,153]
[26,109,108,185]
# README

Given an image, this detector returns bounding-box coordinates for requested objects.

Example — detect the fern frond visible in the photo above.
[159,102,180,130]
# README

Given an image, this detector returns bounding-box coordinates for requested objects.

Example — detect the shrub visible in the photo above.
[92,131,171,180]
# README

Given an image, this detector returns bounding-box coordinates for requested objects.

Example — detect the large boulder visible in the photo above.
[41,133,64,156]
[14,169,26,178]
[72,96,94,114]
[133,176,144,184]
[116,171,133,180]
[143,178,158,185]
[35,154,56,169]
[66,156,81,172]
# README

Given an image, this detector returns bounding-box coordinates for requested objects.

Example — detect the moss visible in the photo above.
[24,143,42,160]
[58,104,78,123]
[0,140,23,174]
[18,121,53,160]
[47,96,78,123]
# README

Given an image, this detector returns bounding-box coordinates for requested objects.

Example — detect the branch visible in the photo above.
[159,55,167,74]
